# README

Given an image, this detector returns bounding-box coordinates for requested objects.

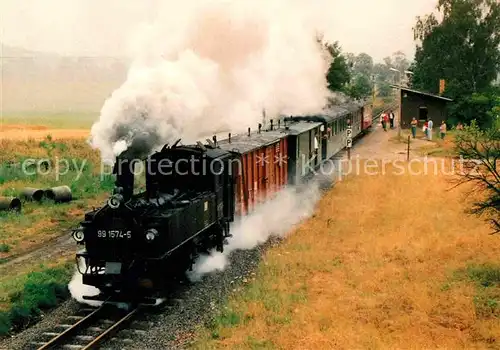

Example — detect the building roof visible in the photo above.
[391,85,453,102]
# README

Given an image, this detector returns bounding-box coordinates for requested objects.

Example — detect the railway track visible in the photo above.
[28,304,143,350]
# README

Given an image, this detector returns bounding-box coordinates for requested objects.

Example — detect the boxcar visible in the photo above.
[217,128,288,216]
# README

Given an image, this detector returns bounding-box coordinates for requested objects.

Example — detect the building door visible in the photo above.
[419,106,428,122]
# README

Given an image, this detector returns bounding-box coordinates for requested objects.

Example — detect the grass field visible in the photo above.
[0,136,114,258]
[1,111,98,129]
[192,161,500,349]
[0,132,116,335]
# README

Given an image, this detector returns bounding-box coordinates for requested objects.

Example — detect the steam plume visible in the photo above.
[89,0,336,160]
[187,181,321,281]
[68,260,103,307]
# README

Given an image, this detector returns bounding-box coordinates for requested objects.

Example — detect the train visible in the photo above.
[71,98,374,305]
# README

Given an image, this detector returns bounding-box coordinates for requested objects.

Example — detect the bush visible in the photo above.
[0,244,10,253]
[0,312,10,336]
[0,265,72,336]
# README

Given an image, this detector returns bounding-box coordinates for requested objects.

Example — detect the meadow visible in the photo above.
[0,129,115,335]
[1,111,98,129]
[192,161,500,349]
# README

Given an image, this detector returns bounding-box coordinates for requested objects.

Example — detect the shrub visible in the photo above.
[0,312,11,336]
[0,265,72,336]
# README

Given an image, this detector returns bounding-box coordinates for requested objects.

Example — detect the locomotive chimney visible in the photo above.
[258,123,262,133]
[270,119,274,131]
[228,133,231,143]
[248,127,251,137]
[213,135,217,147]
[112,156,135,205]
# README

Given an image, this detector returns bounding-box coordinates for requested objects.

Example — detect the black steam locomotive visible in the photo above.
[72,99,373,305]
[73,140,239,304]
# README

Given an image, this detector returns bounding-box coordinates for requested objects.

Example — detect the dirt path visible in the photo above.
[0,233,75,273]
[352,111,431,161]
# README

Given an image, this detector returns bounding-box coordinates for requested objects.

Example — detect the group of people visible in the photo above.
[380,110,448,140]
[380,110,395,131]
[410,117,447,140]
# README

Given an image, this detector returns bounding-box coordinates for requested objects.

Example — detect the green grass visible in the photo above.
[1,111,98,129]
[0,131,114,337]
[0,136,115,257]
[452,264,500,319]
[0,263,73,336]
[192,259,308,348]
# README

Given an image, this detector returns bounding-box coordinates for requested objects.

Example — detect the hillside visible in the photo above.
[1,44,129,113]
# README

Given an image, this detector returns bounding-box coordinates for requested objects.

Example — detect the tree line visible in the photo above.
[318,38,410,101]
[320,0,499,233]
[320,0,499,130]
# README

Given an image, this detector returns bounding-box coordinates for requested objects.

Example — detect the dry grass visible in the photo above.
[0,137,112,257]
[0,125,90,141]
[193,162,500,350]
[417,132,457,158]
[0,137,99,164]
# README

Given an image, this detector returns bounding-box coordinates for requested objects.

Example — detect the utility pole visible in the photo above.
[390,68,403,138]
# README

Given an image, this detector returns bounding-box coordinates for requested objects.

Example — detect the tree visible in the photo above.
[412,0,500,127]
[322,41,351,92]
[449,86,500,128]
[353,53,374,77]
[373,52,411,86]
[377,81,393,97]
[345,74,373,99]
[391,51,411,75]
[453,121,500,233]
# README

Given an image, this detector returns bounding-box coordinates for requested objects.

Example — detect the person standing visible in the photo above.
[389,110,395,129]
[410,117,418,139]
[427,118,434,140]
[423,120,428,138]
[383,113,389,132]
[440,121,447,140]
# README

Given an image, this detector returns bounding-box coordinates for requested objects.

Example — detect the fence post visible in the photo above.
[407,135,410,162]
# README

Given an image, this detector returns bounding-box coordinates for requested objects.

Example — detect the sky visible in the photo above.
[0,0,438,62]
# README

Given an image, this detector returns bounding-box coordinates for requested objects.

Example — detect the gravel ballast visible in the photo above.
[0,239,278,350]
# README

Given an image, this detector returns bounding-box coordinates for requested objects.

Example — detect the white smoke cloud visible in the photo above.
[187,180,322,281]
[68,260,103,307]
[89,0,337,161]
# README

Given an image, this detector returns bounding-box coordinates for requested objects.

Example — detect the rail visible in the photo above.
[33,304,139,350]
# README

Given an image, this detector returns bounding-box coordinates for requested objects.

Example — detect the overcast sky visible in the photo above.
[1,0,438,62]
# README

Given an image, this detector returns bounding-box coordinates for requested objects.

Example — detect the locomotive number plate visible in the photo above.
[97,230,132,239]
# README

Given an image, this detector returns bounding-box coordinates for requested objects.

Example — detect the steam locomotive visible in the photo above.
[72,99,373,304]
